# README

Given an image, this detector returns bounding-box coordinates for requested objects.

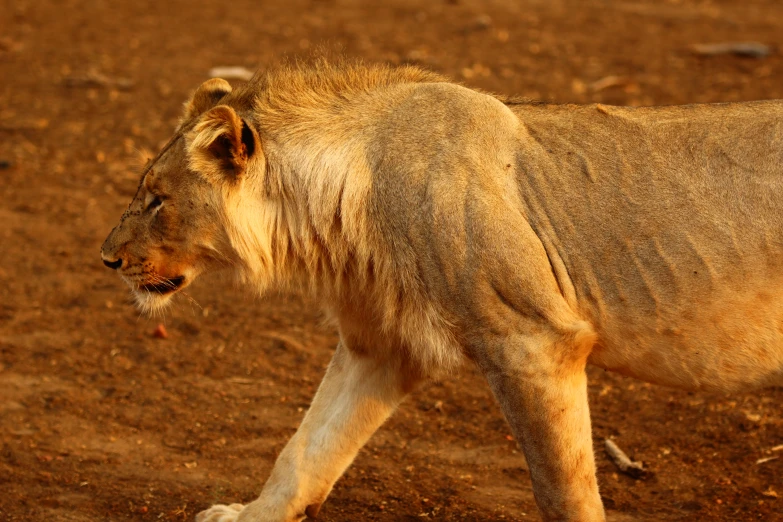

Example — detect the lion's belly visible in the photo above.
[586,281,783,392]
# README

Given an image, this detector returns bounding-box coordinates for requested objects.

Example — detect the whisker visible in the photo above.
[179,290,204,314]
[149,274,173,293]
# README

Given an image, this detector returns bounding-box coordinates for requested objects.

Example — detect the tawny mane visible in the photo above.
[254,58,447,121]
[218,61,451,304]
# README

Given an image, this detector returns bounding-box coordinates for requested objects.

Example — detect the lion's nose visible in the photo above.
[102,257,123,270]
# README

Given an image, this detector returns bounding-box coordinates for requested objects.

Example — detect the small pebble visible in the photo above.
[153,324,168,339]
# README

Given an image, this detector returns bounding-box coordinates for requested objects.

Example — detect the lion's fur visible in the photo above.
[102,59,783,522]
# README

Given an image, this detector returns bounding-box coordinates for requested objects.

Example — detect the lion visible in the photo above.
[101,59,783,521]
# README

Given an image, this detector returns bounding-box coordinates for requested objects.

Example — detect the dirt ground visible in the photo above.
[1,0,782,520]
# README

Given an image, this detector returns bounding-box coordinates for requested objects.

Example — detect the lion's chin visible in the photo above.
[132,289,176,315]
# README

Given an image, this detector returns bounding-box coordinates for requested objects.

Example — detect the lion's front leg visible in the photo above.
[197,341,418,522]
[473,328,605,522]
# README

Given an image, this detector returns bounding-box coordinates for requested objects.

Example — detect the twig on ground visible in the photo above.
[208,66,255,81]
[0,119,49,131]
[63,70,134,90]
[690,42,771,58]
[590,75,632,92]
[605,439,647,479]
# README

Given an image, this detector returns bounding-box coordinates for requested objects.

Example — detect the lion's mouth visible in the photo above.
[139,276,185,295]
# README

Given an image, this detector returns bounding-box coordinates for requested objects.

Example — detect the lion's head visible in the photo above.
[100,78,263,313]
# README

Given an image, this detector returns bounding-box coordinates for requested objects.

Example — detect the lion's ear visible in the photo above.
[187,105,260,182]
[183,78,232,121]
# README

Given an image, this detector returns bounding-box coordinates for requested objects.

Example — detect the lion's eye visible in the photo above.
[147,196,163,211]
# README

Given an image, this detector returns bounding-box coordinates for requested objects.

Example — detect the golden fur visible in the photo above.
[102,59,783,521]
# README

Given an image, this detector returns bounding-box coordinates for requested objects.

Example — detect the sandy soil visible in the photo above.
[1,0,781,520]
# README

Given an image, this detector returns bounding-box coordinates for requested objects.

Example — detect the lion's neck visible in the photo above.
[224,116,374,302]
[239,68,434,301]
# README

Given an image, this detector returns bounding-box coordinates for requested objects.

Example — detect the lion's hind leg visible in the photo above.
[471,323,605,522]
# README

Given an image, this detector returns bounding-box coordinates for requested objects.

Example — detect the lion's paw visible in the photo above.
[195,503,245,522]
